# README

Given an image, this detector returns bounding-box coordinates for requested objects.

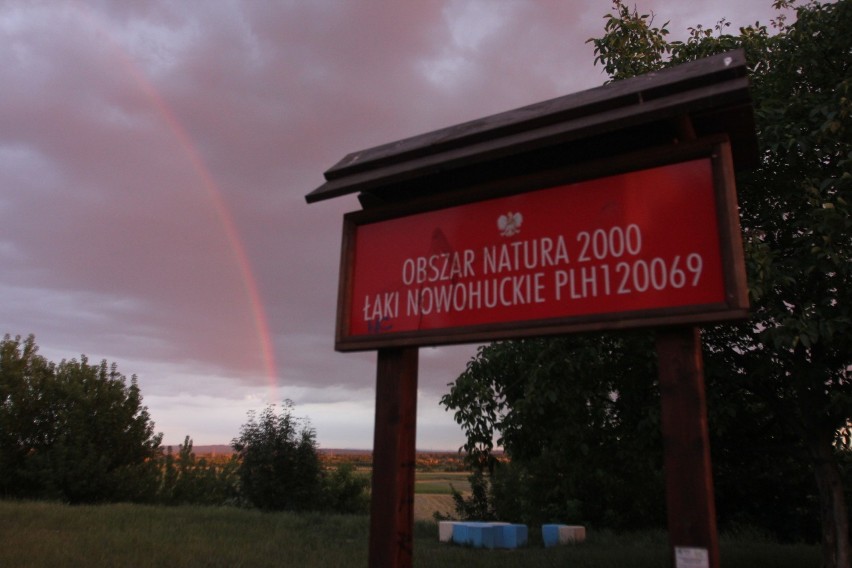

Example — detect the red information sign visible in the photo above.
[337,146,747,350]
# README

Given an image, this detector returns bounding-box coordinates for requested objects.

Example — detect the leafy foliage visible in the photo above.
[447,469,496,522]
[231,401,369,514]
[0,335,367,512]
[319,462,370,514]
[158,436,240,506]
[441,333,664,528]
[589,1,673,80]
[0,334,162,503]
[601,0,852,561]
[232,401,323,511]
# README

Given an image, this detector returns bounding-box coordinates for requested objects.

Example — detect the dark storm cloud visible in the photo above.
[0,1,790,446]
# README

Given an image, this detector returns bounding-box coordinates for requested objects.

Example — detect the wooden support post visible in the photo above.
[368,347,419,568]
[656,326,719,568]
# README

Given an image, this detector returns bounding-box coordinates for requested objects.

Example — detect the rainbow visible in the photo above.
[71,5,279,394]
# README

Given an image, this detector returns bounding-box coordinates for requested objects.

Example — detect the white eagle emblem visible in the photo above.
[497,212,523,237]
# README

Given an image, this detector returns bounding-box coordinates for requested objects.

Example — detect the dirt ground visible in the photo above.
[413,494,456,521]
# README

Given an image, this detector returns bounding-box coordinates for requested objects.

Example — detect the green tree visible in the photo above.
[319,462,370,515]
[158,436,240,506]
[231,402,370,514]
[0,334,163,502]
[588,1,851,565]
[232,401,324,511]
[0,334,55,497]
[442,333,664,529]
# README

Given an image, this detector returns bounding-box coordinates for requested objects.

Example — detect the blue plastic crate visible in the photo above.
[495,524,528,548]
[542,524,561,548]
[451,522,527,549]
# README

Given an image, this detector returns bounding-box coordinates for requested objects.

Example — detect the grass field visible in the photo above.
[0,500,820,568]
[414,471,471,495]
[414,494,455,520]
[413,469,468,520]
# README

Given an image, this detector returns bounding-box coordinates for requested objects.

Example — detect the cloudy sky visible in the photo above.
[0,1,792,450]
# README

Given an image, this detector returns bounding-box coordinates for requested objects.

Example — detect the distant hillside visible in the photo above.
[171,445,373,456]
[167,444,233,455]
[167,445,466,457]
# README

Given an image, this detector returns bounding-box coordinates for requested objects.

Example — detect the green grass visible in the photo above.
[414,472,471,495]
[0,500,367,568]
[414,482,456,494]
[0,501,820,568]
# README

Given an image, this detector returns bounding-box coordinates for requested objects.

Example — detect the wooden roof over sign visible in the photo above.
[305,50,757,205]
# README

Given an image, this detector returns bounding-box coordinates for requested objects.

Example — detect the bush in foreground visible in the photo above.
[0,334,162,503]
[232,401,369,513]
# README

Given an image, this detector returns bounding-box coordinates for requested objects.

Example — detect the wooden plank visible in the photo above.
[337,307,748,352]
[322,50,747,181]
[306,77,753,203]
[335,215,357,344]
[711,142,749,309]
[368,347,419,568]
[656,327,719,568]
[339,133,735,221]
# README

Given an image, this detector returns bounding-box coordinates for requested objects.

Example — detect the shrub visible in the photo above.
[232,401,324,511]
[0,334,162,503]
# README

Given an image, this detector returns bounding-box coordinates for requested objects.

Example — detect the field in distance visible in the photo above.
[183,446,471,520]
[315,450,471,521]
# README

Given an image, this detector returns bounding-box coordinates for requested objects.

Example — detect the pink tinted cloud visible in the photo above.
[0,1,791,444]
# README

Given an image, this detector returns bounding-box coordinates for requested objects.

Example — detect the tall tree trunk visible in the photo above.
[810,434,850,568]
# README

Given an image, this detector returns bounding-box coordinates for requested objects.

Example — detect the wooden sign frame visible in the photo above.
[308,51,757,568]
[335,136,747,352]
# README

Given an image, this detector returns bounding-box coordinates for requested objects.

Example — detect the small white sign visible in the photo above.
[675,547,710,568]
